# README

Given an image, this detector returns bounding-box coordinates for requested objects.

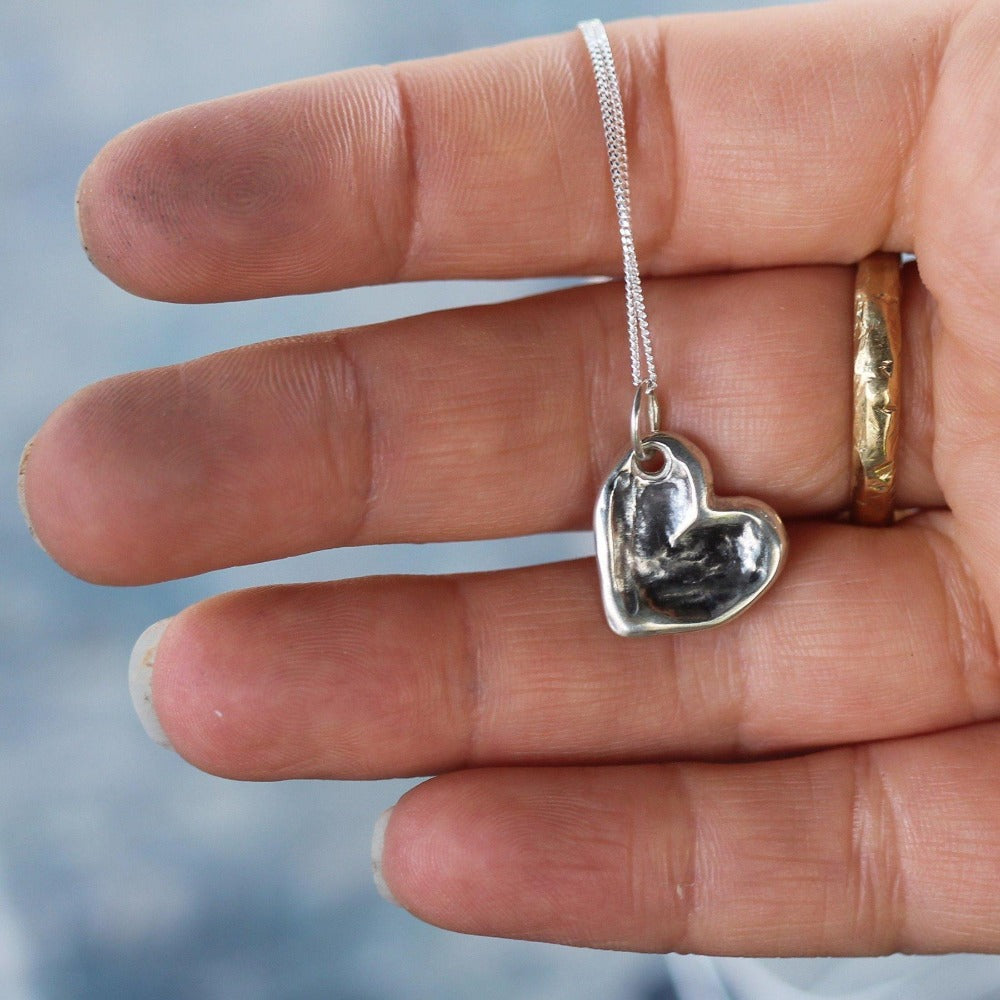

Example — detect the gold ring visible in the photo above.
[850,252,902,526]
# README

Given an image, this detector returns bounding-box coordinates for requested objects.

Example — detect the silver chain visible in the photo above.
[578,18,657,394]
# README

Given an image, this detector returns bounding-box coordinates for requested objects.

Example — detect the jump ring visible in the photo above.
[630,382,660,461]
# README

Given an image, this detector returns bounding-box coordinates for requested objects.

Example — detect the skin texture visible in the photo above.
[20,0,1000,955]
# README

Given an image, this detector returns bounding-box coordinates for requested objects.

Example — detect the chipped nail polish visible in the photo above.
[128,618,174,749]
[371,807,400,906]
[17,436,48,554]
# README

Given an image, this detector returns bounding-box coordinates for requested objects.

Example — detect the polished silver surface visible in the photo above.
[595,434,787,636]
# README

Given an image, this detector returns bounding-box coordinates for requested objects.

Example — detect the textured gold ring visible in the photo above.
[850,252,902,526]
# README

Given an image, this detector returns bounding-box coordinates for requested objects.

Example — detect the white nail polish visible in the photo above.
[128,618,174,749]
[17,436,49,555]
[371,807,400,906]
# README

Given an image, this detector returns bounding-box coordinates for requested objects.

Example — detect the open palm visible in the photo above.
[21,0,1000,954]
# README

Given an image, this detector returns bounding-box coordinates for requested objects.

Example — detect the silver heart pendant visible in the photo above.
[594,433,787,636]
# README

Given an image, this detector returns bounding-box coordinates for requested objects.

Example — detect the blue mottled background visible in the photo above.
[0,1,871,998]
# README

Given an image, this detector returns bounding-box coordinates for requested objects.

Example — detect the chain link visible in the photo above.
[578,18,657,393]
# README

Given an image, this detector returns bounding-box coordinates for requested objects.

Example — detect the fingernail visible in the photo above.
[371,807,400,906]
[75,167,93,262]
[128,618,174,749]
[17,436,49,555]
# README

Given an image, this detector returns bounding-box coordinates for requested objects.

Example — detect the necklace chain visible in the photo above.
[579,18,657,394]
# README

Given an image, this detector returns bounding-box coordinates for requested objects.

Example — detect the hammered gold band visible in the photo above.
[850,252,902,526]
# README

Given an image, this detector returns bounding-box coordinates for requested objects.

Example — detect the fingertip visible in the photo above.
[21,369,245,586]
[18,383,152,584]
[367,774,475,926]
[75,81,353,303]
[363,771,575,940]
[76,117,198,302]
[127,598,269,777]
[131,589,361,782]
[136,595,259,778]
[360,768,677,949]
[76,128,131,290]
[19,395,105,581]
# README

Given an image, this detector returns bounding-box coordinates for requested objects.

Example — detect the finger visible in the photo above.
[911,0,1000,630]
[22,264,940,584]
[144,516,998,781]
[375,723,1000,953]
[76,0,960,302]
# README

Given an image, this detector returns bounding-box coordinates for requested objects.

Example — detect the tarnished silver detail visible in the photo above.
[595,434,787,636]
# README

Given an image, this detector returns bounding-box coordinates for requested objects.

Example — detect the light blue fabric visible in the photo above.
[666,955,1000,1000]
[6,0,1000,996]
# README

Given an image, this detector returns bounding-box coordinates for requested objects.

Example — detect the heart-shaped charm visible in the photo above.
[594,433,787,636]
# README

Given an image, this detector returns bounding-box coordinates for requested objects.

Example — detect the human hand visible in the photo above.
[19,0,1000,955]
